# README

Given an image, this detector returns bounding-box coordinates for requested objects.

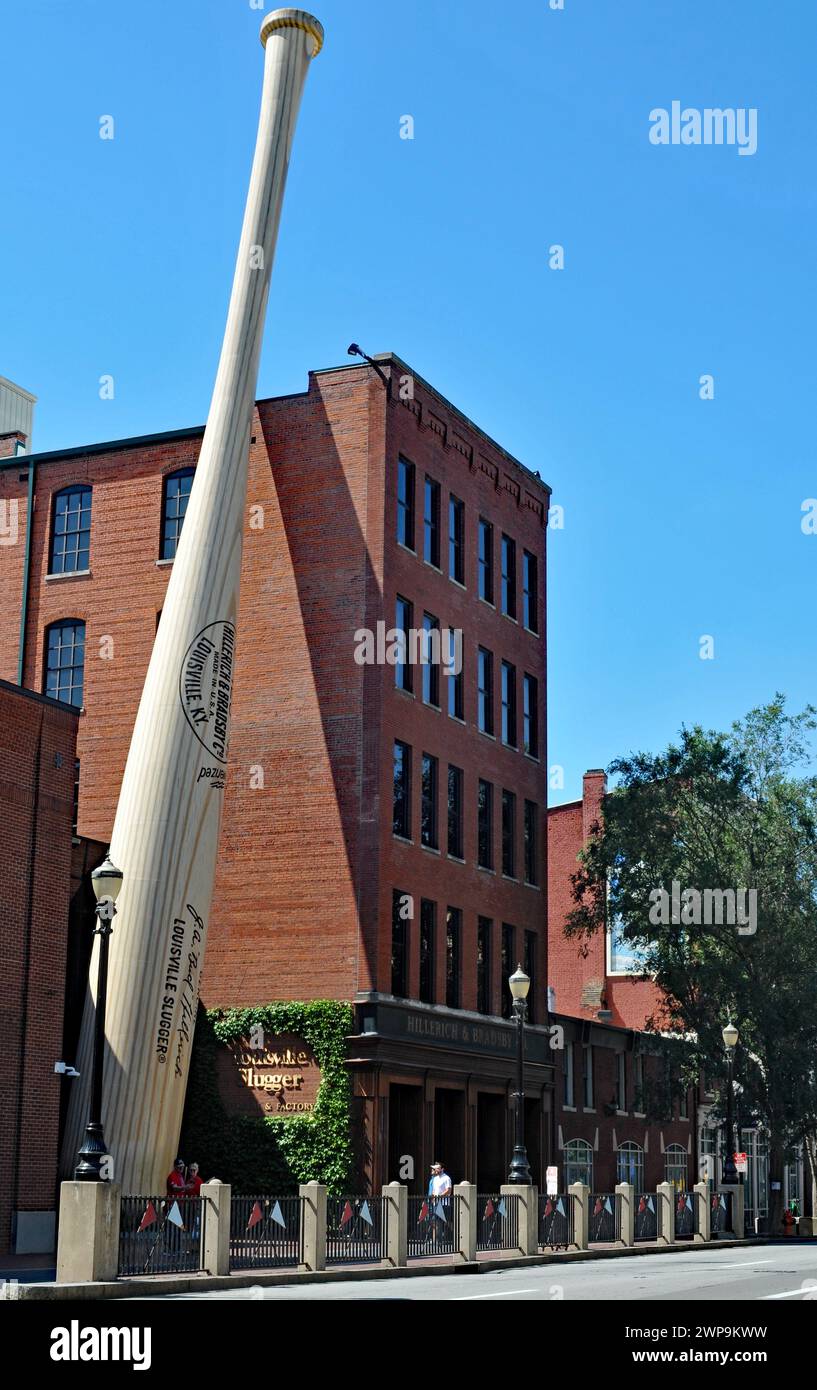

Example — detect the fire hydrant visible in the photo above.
[782,1208,796,1237]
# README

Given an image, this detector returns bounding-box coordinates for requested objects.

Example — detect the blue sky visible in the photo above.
[2,0,814,801]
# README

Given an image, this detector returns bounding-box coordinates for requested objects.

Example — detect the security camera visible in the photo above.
[54,1062,80,1077]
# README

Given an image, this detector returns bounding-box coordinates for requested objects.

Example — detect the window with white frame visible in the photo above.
[564,1139,593,1189]
[665,1143,687,1191]
[617,1141,644,1189]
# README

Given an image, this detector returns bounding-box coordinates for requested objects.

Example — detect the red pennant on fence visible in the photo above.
[593,1197,602,1216]
[544,1198,553,1217]
[247,1201,264,1232]
[638,1196,646,1214]
[138,1202,157,1232]
[418,1201,429,1222]
[677,1194,685,1213]
[340,1200,354,1228]
[484,1198,495,1219]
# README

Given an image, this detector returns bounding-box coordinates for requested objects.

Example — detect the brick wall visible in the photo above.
[0,680,78,1254]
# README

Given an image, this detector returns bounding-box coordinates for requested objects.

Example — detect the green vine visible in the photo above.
[179,1000,355,1195]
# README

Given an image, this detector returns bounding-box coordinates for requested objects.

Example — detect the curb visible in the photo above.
[5,1238,765,1301]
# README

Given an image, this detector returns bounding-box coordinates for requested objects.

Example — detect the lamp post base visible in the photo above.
[507,1145,532,1185]
[74,1122,109,1182]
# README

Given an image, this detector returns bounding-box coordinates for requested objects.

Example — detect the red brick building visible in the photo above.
[548,771,698,1194]
[0,354,555,1192]
[0,678,102,1256]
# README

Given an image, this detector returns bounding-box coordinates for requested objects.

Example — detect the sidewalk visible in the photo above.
[4,1236,764,1301]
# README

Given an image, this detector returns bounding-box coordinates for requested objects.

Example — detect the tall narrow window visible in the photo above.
[524,800,539,886]
[634,1053,645,1112]
[449,495,464,584]
[477,779,493,870]
[447,765,464,859]
[393,740,411,839]
[522,549,538,633]
[446,907,461,1008]
[161,468,195,561]
[583,1045,594,1109]
[615,1053,627,1111]
[477,917,492,1015]
[501,789,516,878]
[477,647,494,735]
[420,899,436,1004]
[72,759,80,835]
[478,518,493,603]
[424,475,440,567]
[564,1043,575,1106]
[501,661,517,747]
[422,612,440,707]
[523,673,538,757]
[447,644,464,721]
[397,456,415,549]
[501,534,516,618]
[45,619,86,708]
[421,752,438,849]
[395,596,413,693]
[50,485,91,575]
[524,930,536,1023]
[391,889,409,998]
[500,923,515,1019]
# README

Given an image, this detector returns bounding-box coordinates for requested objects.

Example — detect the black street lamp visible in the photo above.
[507,964,532,1185]
[721,1021,739,1185]
[74,855,124,1181]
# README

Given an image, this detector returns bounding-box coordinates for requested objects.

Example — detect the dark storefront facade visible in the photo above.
[348,996,556,1192]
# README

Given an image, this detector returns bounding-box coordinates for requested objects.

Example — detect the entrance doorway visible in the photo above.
[434,1089,465,1184]
[477,1092,506,1191]
[388,1084,422,1190]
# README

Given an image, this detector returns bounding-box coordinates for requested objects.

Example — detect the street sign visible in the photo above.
[734,1152,748,1173]
[546,1165,559,1195]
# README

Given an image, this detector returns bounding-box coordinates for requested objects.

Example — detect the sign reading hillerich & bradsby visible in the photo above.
[215,1034,322,1116]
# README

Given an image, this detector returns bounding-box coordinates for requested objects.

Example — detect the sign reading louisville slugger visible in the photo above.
[61,10,324,1194]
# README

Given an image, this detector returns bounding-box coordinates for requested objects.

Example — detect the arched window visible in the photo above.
[161,468,195,560]
[616,1141,644,1190]
[45,619,86,708]
[665,1143,687,1192]
[50,485,91,574]
[564,1139,593,1189]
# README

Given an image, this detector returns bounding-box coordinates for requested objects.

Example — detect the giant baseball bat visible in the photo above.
[62,9,324,1194]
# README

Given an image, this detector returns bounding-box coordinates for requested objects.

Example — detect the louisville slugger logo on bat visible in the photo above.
[179,620,236,764]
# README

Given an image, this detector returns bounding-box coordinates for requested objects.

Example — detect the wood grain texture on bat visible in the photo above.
[62,10,324,1195]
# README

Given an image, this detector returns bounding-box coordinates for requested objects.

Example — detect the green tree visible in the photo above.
[566,696,817,1232]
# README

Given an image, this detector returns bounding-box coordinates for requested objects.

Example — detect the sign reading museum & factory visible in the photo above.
[216,1034,322,1116]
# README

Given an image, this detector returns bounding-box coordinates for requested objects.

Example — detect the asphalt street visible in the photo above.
[133,1243,817,1300]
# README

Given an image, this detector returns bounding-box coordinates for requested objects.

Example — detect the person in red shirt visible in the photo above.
[185,1162,203,1198]
[166,1157,186,1199]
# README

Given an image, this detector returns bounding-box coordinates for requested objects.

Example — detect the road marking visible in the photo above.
[453,1288,538,1300]
[762,1288,812,1300]
[711,1259,776,1268]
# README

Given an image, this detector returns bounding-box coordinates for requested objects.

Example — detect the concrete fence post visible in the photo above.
[656,1182,675,1245]
[299,1181,326,1271]
[615,1182,634,1247]
[56,1181,121,1284]
[455,1182,477,1262]
[501,1184,539,1256]
[693,1181,710,1244]
[568,1182,589,1251]
[201,1180,231,1275]
[382,1182,407,1267]
[719,1183,744,1239]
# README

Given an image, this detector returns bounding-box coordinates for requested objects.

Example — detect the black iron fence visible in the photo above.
[229,1195,303,1270]
[119,1195,203,1276]
[538,1193,573,1249]
[326,1196,388,1265]
[634,1192,658,1241]
[674,1191,695,1239]
[407,1193,459,1259]
[476,1194,520,1252]
[711,1190,732,1236]
[588,1193,620,1243]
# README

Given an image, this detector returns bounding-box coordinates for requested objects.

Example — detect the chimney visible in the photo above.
[0,376,37,456]
[582,768,607,843]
